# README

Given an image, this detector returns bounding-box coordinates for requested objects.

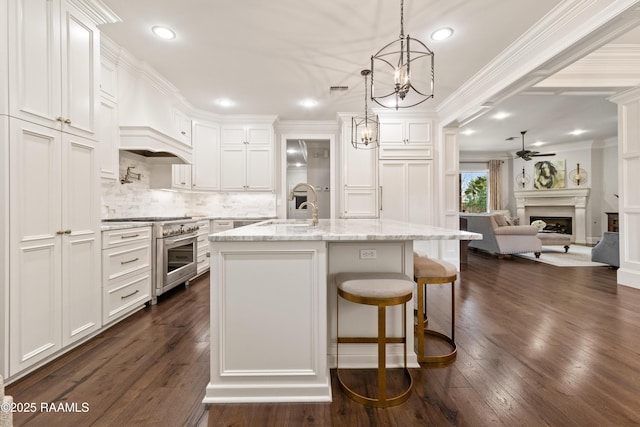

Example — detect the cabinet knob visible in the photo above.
[56,116,64,122]
[181,131,186,135]
[64,118,72,124]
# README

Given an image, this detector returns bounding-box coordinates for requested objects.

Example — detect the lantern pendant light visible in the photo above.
[370,0,435,109]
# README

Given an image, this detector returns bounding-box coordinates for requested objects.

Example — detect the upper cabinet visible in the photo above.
[8,0,100,139]
[220,121,275,191]
[173,107,192,146]
[191,120,220,191]
[378,115,433,159]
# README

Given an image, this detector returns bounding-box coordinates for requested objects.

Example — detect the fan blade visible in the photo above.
[531,153,556,157]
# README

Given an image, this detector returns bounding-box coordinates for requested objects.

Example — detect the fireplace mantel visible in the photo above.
[514,188,590,244]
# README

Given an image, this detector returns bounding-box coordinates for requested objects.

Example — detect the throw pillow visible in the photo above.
[493,214,509,227]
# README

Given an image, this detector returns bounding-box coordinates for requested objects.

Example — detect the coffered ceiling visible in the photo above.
[97,0,640,155]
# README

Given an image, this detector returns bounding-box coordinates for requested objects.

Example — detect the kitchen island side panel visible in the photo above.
[205,240,331,403]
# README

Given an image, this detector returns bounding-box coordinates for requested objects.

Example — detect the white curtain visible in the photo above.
[489,160,503,211]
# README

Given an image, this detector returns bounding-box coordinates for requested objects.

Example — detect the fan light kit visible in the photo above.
[507,130,556,161]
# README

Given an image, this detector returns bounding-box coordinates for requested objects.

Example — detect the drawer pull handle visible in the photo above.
[121,290,139,300]
[121,234,140,239]
[121,257,139,265]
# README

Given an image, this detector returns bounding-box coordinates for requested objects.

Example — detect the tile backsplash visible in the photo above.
[101,151,276,219]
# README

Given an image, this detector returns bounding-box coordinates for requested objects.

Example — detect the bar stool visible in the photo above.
[413,254,457,364]
[335,272,414,408]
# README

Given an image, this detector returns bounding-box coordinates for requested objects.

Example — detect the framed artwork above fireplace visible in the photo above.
[533,160,565,190]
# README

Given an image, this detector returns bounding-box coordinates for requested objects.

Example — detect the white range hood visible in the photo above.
[119,126,192,164]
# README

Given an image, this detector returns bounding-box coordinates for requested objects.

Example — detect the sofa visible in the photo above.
[460,213,542,258]
[591,231,619,268]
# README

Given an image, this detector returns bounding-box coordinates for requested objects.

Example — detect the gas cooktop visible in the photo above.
[102,216,193,222]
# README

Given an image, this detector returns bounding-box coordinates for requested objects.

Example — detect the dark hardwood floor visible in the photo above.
[7,251,640,426]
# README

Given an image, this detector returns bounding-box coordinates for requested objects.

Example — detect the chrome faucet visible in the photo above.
[289,182,319,226]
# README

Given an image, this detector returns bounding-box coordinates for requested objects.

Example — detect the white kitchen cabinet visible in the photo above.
[195,219,210,276]
[220,123,274,191]
[339,115,378,218]
[191,120,220,191]
[379,160,432,224]
[8,0,100,139]
[172,164,192,189]
[101,226,152,325]
[8,117,101,376]
[97,52,119,180]
[173,107,192,146]
[98,97,119,180]
[0,1,7,115]
[378,116,433,159]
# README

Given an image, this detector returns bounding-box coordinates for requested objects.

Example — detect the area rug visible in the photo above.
[515,245,610,267]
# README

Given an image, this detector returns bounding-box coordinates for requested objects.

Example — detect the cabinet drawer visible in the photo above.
[196,253,209,275]
[103,243,151,282]
[102,226,152,249]
[103,271,151,324]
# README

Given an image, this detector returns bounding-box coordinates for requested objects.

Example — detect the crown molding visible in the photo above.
[437,0,640,129]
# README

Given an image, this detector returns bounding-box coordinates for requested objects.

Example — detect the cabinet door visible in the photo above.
[8,0,62,129]
[61,132,101,345]
[342,124,378,218]
[246,126,271,145]
[220,146,246,190]
[98,97,119,180]
[221,126,246,145]
[246,145,273,190]
[60,1,100,138]
[9,118,63,375]
[379,161,407,221]
[173,108,192,146]
[406,160,431,224]
[172,164,192,189]
[192,121,220,190]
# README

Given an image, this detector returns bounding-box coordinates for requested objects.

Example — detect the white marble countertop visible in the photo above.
[209,219,482,242]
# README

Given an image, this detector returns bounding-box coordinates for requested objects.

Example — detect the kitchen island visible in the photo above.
[204,219,481,404]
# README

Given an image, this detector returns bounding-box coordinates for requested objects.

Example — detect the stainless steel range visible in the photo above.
[103,216,199,304]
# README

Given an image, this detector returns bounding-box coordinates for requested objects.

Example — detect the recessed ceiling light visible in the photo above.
[569,129,587,136]
[152,26,176,40]
[300,99,318,108]
[215,98,234,107]
[431,27,454,41]
[295,162,302,167]
[532,141,545,147]
[461,129,475,136]
[492,112,511,120]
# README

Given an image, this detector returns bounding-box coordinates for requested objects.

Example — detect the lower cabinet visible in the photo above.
[101,226,152,325]
[195,219,210,276]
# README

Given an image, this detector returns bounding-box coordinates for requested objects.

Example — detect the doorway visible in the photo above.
[285,138,331,220]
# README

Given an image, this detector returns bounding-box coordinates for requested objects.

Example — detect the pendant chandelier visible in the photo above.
[370,0,434,110]
[351,69,380,149]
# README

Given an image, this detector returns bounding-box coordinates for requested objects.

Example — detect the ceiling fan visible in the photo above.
[506,130,556,161]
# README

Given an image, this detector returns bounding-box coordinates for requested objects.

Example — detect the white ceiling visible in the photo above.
[98,0,640,156]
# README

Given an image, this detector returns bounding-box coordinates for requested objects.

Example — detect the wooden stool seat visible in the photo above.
[413,254,457,364]
[335,272,414,408]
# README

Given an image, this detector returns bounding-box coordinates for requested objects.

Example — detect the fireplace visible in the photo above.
[529,216,572,235]
[514,188,589,244]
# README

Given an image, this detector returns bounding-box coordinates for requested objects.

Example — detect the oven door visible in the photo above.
[159,233,197,294]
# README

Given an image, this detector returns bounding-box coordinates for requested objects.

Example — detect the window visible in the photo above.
[460,171,488,213]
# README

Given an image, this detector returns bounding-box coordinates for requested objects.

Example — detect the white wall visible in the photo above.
[506,137,618,241]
